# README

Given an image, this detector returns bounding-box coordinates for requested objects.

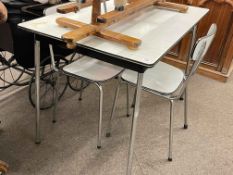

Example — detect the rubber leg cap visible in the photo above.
[127,114,130,117]
[97,146,101,149]
[79,98,82,101]
[106,133,111,137]
[168,158,173,162]
[52,120,57,123]
[35,141,41,145]
[184,124,188,129]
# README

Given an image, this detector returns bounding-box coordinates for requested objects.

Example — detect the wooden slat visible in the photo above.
[154,1,188,13]
[57,17,141,49]
[97,0,154,25]
[56,17,86,29]
[57,0,93,14]
[92,0,101,24]
[97,29,141,49]
[97,0,188,25]
[62,25,97,49]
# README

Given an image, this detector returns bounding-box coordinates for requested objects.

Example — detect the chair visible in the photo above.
[62,57,123,149]
[106,24,217,161]
[45,2,122,149]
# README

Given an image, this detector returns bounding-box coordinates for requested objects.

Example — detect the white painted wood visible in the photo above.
[18,0,208,67]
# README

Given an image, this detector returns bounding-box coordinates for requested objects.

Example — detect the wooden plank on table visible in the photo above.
[57,17,141,49]
[154,1,188,13]
[57,0,93,14]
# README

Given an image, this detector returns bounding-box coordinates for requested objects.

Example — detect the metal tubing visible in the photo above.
[126,73,143,175]
[49,44,59,123]
[53,71,59,123]
[35,40,41,144]
[126,84,130,117]
[185,25,197,75]
[184,88,188,129]
[49,44,58,72]
[79,80,84,101]
[94,82,103,149]
[106,77,121,137]
[181,25,197,100]
[168,100,174,161]
[131,88,136,108]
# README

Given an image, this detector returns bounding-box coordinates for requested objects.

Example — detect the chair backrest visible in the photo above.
[172,24,217,98]
[188,24,217,78]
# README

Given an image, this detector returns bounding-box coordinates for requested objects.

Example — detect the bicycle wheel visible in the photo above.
[0,50,25,89]
[28,57,68,110]
[68,77,89,92]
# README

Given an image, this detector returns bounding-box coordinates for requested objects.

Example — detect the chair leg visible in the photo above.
[168,100,174,161]
[94,82,103,149]
[52,71,59,123]
[106,78,121,137]
[79,80,84,101]
[184,88,188,129]
[126,84,130,117]
[131,88,136,108]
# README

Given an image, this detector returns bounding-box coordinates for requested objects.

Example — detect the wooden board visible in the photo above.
[57,0,93,14]
[97,0,188,25]
[56,17,141,49]
[56,0,188,50]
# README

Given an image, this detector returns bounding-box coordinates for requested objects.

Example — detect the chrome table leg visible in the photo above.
[35,39,41,144]
[126,72,143,175]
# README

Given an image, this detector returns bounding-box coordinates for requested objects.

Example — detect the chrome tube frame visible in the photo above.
[127,72,143,175]
[168,100,174,161]
[35,40,41,144]
[126,84,130,117]
[79,80,84,101]
[106,76,121,137]
[49,44,59,123]
[94,82,103,149]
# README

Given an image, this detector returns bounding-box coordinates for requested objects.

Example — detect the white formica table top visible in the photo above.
[18,1,208,67]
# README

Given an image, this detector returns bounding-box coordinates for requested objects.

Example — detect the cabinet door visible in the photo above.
[190,0,233,71]
[167,0,233,73]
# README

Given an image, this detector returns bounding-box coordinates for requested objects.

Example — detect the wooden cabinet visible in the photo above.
[164,0,233,81]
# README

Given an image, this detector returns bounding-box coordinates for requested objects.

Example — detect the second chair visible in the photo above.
[106,24,217,161]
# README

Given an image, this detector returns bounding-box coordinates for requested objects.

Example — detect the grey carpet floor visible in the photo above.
[1,74,233,175]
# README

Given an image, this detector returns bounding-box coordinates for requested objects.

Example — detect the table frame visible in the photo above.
[32,24,197,175]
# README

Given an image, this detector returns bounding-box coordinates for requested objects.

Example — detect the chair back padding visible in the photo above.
[188,24,217,77]
[171,24,217,98]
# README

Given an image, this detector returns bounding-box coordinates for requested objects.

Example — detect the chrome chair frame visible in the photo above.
[106,24,217,161]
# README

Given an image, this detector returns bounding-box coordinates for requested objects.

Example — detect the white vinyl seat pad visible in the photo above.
[122,62,184,94]
[63,56,124,82]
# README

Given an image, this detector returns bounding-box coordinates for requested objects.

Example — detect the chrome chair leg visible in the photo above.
[126,84,130,117]
[94,82,103,149]
[168,100,174,161]
[131,88,136,108]
[52,71,59,123]
[35,40,41,144]
[106,78,121,137]
[184,88,188,129]
[79,80,84,101]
